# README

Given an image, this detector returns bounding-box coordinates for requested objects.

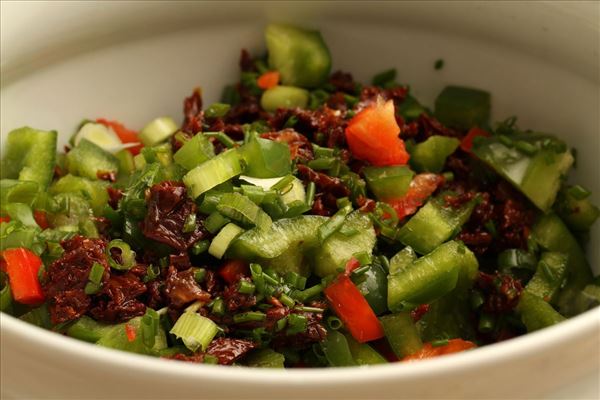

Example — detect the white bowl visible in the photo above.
[1,2,599,399]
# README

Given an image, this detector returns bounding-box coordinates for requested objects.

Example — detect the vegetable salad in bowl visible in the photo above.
[1,23,598,368]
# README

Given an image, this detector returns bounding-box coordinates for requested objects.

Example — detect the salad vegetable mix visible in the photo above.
[1,24,598,368]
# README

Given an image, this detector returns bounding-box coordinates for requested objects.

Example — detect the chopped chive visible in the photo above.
[351,264,371,277]
[379,255,390,274]
[306,181,316,208]
[312,144,335,158]
[233,311,267,324]
[514,140,538,156]
[291,284,323,302]
[191,240,210,255]
[262,272,279,286]
[106,239,136,271]
[308,157,336,170]
[84,262,105,295]
[279,293,296,308]
[294,306,324,313]
[170,311,219,352]
[203,354,219,364]
[193,268,207,283]
[204,211,231,234]
[283,115,298,128]
[498,134,514,147]
[211,298,225,316]
[286,314,308,335]
[326,316,343,330]
[182,213,197,233]
[338,226,359,237]
[353,251,372,266]
[238,280,256,295]
[250,263,266,294]
[318,205,352,243]
[431,339,449,347]
[143,264,160,283]
[204,131,236,148]
[205,103,231,118]
[284,271,306,290]
[336,197,352,210]
[275,316,288,332]
[271,175,295,192]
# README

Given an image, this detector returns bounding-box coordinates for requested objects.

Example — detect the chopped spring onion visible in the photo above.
[204,211,232,234]
[139,117,178,147]
[203,131,236,148]
[191,240,210,255]
[193,268,207,283]
[173,133,214,171]
[321,330,356,367]
[106,239,137,270]
[286,313,308,335]
[208,223,244,259]
[244,348,285,368]
[317,204,352,243]
[270,175,296,192]
[567,185,591,200]
[211,298,225,316]
[284,271,307,290]
[205,103,232,118]
[217,192,272,230]
[260,86,310,112]
[182,213,197,233]
[250,263,267,295]
[170,311,219,352]
[291,284,324,302]
[238,280,256,295]
[233,311,267,324]
[306,181,316,208]
[183,149,242,198]
[140,308,160,348]
[353,251,372,267]
[326,316,343,330]
[84,262,105,295]
[279,293,296,308]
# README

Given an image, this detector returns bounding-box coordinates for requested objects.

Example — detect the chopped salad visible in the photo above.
[1,24,599,368]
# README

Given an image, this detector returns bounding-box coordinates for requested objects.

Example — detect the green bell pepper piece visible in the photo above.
[50,174,109,216]
[525,252,568,303]
[345,334,387,365]
[387,241,478,312]
[1,127,57,189]
[417,294,476,342]
[66,139,119,180]
[260,86,310,112]
[471,134,574,212]
[516,292,565,332]
[244,349,285,368]
[239,138,291,178]
[363,165,414,201]
[67,316,112,343]
[397,195,476,255]
[409,135,460,173]
[0,180,39,212]
[355,261,388,315]
[389,246,417,276]
[434,86,491,130]
[380,313,423,358]
[265,23,331,88]
[554,186,599,231]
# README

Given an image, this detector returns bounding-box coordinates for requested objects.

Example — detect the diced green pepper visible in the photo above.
[50,174,109,216]
[244,348,285,368]
[387,241,478,311]
[0,180,39,212]
[409,136,460,173]
[67,316,112,343]
[380,313,423,358]
[265,23,331,88]
[321,330,356,367]
[312,211,376,277]
[525,252,568,303]
[389,246,417,276]
[344,334,387,365]
[554,185,599,231]
[516,292,565,332]
[66,139,119,180]
[239,138,291,178]
[1,127,57,189]
[363,166,414,201]
[471,134,574,212]
[355,261,388,315]
[397,195,476,255]
[434,86,491,130]
[96,314,167,355]
[417,294,475,342]
[260,86,310,112]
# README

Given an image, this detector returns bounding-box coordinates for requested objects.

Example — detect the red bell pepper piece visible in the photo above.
[345,99,410,166]
[2,248,44,305]
[460,127,490,152]
[0,216,10,224]
[96,118,143,155]
[257,71,280,90]
[324,274,384,343]
[125,324,137,342]
[387,173,444,220]
[218,260,249,284]
[33,210,49,229]
[403,339,476,361]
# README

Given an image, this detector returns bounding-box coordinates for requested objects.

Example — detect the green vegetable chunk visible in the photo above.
[50,174,109,215]
[409,136,460,173]
[265,23,331,88]
[363,166,414,201]
[397,195,476,255]
[387,241,478,311]
[434,86,491,130]
[239,138,291,178]
[554,185,600,231]
[525,252,568,303]
[173,133,215,171]
[471,134,574,212]
[345,334,387,365]
[321,330,356,367]
[517,292,565,332]
[260,86,310,112]
[380,313,423,358]
[66,139,119,180]
[183,149,242,198]
[244,349,285,368]
[1,127,57,189]
[139,117,178,146]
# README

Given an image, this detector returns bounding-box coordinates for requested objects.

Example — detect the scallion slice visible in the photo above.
[217,192,272,230]
[170,311,219,352]
[139,117,178,147]
[208,223,244,259]
[84,262,105,295]
[106,239,137,271]
[183,149,242,198]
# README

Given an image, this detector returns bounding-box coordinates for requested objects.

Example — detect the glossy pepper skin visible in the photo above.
[2,248,44,305]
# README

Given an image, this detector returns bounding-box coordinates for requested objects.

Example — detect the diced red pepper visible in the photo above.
[344,257,361,275]
[324,274,384,343]
[2,248,44,305]
[33,210,49,230]
[96,118,143,155]
[0,216,10,224]
[460,127,490,152]
[218,260,249,284]
[257,71,280,90]
[125,324,137,342]
[345,99,410,166]
[387,173,444,220]
[402,339,476,361]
